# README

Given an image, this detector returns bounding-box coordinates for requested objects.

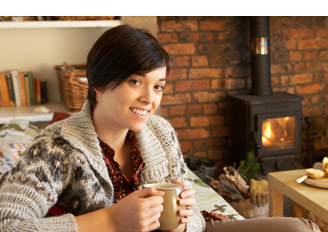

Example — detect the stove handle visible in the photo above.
[253,131,262,148]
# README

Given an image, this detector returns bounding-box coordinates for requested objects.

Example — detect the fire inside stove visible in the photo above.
[261,116,296,150]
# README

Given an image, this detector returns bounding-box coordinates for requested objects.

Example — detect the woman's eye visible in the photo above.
[129,79,141,85]
[155,85,165,91]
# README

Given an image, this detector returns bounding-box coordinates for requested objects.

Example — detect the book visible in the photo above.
[40,80,47,104]
[0,74,10,107]
[26,72,35,105]
[24,74,31,106]
[18,72,27,107]
[11,71,22,107]
[5,74,16,106]
[0,89,2,107]
[34,78,41,104]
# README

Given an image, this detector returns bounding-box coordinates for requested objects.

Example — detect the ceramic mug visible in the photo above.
[143,183,185,230]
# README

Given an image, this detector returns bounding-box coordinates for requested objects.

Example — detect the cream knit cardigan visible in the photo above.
[0,101,206,232]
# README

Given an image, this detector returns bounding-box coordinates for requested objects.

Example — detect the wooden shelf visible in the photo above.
[0,102,71,123]
[0,20,121,29]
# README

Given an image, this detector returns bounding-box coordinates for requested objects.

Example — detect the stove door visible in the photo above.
[255,112,301,157]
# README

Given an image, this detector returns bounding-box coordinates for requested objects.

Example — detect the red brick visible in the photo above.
[161,93,192,105]
[176,128,210,139]
[225,67,250,78]
[271,76,280,88]
[160,107,169,117]
[283,28,314,39]
[290,73,313,85]
[200,32,214,42]
[225,79,245,89]
[179,141,193,153]
[303,51,316,60]
[302,107,321,116]
[294,63,306,72]
[306,62,328,72]
[316,28,328,37]
[311,95,320,104]
[161,20,198,32]
[271,64,288,74]
[192,56,208,66]
[318,50,328,60]
[325,73,328,80]
[211,79,223,90]
[176,56,190,67]
[158,33,178,43]
[188,104,203,114]
[281,75,289,85]
[189,68,222,79]
[163,43,196,55]
[167,68,187,80]
[190,115,224,127]
[284,40,297,49]
[170,105,186,116]
[175,80,210,92]
[203,103,219,114]
[298,39,328,50]
[193,91,225,102]
[193,152,207,158]
[180,32,200,42]
[209,56,224,67]
[296,83,323,95]
[270,17,294,30]
[162,83,173,95]
[199,20,226,31]
[289,51,302,61]
[168,117,187,128]
[218,31,234,40]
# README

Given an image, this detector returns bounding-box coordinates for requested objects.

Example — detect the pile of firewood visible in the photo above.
[207,166,250,201]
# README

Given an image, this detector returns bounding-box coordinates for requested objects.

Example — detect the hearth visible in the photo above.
[229,16,303,174]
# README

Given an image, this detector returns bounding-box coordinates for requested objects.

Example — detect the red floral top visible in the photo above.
[99,130,144,203]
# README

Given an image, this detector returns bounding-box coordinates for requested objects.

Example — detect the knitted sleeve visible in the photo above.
[146,115,206,232]
[0,130,77,232]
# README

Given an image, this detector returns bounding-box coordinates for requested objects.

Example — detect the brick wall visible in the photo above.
[157,16,328,168]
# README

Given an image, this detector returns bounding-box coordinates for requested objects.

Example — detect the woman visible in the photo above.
[0,24,204,232]
[0,24,321,232]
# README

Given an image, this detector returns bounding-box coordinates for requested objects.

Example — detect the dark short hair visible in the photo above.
[86,24,170,112]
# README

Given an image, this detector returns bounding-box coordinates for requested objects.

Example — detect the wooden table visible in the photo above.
[268,169,328,223]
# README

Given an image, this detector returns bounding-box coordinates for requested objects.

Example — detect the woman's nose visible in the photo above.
[140,87,154,104]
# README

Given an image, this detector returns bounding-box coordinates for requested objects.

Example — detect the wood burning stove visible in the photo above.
[229,17,303,174]
[229,92,303,174]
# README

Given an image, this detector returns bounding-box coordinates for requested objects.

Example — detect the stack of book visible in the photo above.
[0,71,47,107]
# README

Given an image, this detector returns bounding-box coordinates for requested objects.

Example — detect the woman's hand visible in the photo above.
[165,179,196,232]
[76,187,164,232]
[110,187,165,232]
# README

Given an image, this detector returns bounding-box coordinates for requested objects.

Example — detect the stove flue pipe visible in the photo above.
[250,16,272,96]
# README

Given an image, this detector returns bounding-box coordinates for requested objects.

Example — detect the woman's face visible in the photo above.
[94,66,167,132]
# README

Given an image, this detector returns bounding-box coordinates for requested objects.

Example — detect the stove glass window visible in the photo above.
[261,116,296,150]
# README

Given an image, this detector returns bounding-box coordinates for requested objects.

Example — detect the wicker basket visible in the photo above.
[229,199,269,219]
[55,63,88,112]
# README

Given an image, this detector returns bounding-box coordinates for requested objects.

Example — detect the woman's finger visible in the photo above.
[179,198,196,206]
[180,188,195,199]
[178,209,194,217]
